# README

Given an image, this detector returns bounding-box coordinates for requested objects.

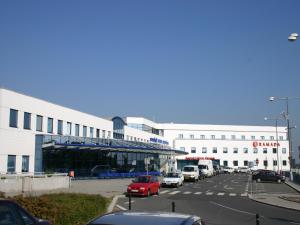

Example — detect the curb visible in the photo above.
[285,181,300,193]
[107,195,126,213]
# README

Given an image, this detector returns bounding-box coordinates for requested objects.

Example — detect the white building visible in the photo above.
[0,88,289,175]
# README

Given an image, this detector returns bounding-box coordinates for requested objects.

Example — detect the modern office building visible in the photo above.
[0,88,290,176]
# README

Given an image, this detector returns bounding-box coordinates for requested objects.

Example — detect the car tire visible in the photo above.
[257,178,261,183]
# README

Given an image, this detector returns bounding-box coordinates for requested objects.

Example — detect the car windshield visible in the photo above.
[198,165,208,170]
[166,173,180,178]
[183,167,194,172]
[134,176,150,183]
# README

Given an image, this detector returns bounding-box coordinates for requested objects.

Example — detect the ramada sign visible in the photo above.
[252,141,280,148]
[186,156,215,160]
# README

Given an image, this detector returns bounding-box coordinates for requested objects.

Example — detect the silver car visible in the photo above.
[87,211,205,225]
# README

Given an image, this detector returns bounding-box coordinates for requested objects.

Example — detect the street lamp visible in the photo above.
[264,117,283,173]
[269,96,300,180]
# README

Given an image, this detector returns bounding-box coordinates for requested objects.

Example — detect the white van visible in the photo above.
[182,165,199,182]
[198,160,214,177]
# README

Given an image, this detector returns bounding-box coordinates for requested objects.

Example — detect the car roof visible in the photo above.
[88,211,200,225]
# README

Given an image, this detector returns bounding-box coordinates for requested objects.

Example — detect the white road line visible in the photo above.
[116,204,127,211]
[124,200,135,204]
[160,190,170,194]
[229,193,237,196]
[217,193,225,196]
[194,192,202,195]
[206,192,213,195]
[169,191,180,195]
[184,191,192,194]
[210,201,256,216]
[241,193,248,197]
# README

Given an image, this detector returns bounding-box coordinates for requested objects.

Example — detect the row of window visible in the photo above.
[223,160,287,167]
[178,134,286,141]
[7,155,29,173]
[125,135,150,143]
[9,109,111,138]
[180,147,287,154]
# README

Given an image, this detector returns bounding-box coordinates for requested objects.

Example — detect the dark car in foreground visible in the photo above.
[0,199,51,225]
[252,170,285,183]
[86,211,205,225]
[127,175,160,197]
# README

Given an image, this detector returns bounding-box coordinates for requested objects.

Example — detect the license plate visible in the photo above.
[131,190,138,192]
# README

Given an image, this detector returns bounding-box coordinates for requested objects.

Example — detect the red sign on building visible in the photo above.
[252,141,280,148]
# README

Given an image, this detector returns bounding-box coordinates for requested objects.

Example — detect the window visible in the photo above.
[200,135,205,139]
[279,136,283,140]
[47,118,53,133]
[191,147,196,153]
[96,129,100,138]
[273,148,277,154]
[83,126,87,137]
[244,160,248,166]
[108,131,111,138]
[9,109,18,128]
[213,147,217,153]
[67,122,72,135]
[57,120,63,135]
[273,160,277,166]
[180,147,185,151]
[75,124,80,136]
[22,155,29,172]
[190,134,194,139]
[270,136,274,140]
[231,135,236,140]
[178,134,183,139]
[90,127,94,138]
[282,160,287,166]
[36,115,43,131]
[263,160,268,167]
[223,147,228,153]
[23,112,31,129]
[263,148,267,154]
[202,147,207,153]
[241,135,245,140]
[221,135,226,140]
[243,148,248,153]
[251,136,255,140]
[282,148,287,154]
[7,155,16,173]
[260,136,265,140]
[102,130,106,138]
[233,148,238,154]
[211,135,215,139]
[253,148,258,154]
[233,161,238,166]
[223,160,228,167]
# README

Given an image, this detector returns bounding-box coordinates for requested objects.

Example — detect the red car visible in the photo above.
[127,175,160,197]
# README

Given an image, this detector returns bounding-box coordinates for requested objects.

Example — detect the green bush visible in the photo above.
[10,193,109,225]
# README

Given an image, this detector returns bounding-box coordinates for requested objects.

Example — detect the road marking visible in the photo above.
[184,191,192,194]
[217,193,225,196]
[124,200,135,204]
[206,192,213,195]
[290,222,300,225]
[229,193,237,196]
[241,193,248,197]
[194,192,202,195]
[169,191,180,195]
[160,190,170,194]
[116,204,127,211]
[210,201,256,216]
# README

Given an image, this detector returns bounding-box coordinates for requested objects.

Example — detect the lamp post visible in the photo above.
[264,117,282,173]
[269,96,300,180]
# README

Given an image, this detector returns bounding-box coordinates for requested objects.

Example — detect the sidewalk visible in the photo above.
[249,181,300,211]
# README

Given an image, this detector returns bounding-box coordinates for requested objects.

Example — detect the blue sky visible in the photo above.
[1,1,300,160]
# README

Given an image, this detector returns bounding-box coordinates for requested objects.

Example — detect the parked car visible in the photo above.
[223,167,234,174]
[252,170,285,183]
[182,165,199,182]
[198,160,214,177]
[161,172,184,187]
[0,199,51,225]
[127,175,160,196]
[86,211,205,225]
[238,167,250,173]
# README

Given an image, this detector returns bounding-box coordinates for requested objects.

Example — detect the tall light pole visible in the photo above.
[269,96,300,180]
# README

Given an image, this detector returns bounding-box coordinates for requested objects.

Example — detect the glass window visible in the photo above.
[36,115,43,131]
[243,148,248,153]
[251,136,255,140]
[57,120,63,135]
[23,112,31,130]
[231,135,236,140]
[75,124,80,136]
[7,155,16,173]
[282,160,287,166]
[221,135,226,140]
[108,131,111,138]
[202,147,207,153]
[270,136,274,140]
[96,129,100,138]
[233,161,238,166]
[180,147,185,151]
[253,148,258,154]
[263,148,267,154]
[102,130,106,138]
[211,135,215,139]
[67,122,72,135]
[260,136,265,140]
[22,155,29,172]
[213,147,217,153]
[263,160,268,167]
[279,136,283,140]
[200,135,205,139]
[223,160,228,167]
[233,148,238,154]
[47,118,53,133]
[178,134,183,139]
[244,160,248,166]
[273,160,277,166]
[190,134,194,139]
[191,147,196,153]
[241,135,245,140]
[90,127,94,138]
[83,126,87,137]
[223,147,228,153]
[273,148,277,154]
[282,148,287,154]
[9,109,18,128]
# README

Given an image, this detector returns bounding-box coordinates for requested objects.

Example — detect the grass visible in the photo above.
[10,193,110,225]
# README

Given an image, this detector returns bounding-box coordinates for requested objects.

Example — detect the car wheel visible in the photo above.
[277,179,282,184]
[257,178,261,183]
